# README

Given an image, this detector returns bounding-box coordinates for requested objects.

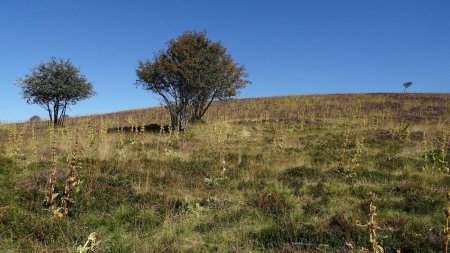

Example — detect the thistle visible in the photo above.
[339,128,350,169]
[76,232,100,253]
[444,191,450,253]
[351,136,364,169]
[46,126,62,218]
[368,192,383,253]
[62,130,81,216]
[439,127,450,172]
[31,122,38,160]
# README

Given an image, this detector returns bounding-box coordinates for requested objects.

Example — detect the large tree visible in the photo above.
[17,57,95,126]
[136,31,250,131]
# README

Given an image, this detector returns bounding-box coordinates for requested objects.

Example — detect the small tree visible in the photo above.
[17,58,95,126]
[136,31,250,131]
[403,81,413,93]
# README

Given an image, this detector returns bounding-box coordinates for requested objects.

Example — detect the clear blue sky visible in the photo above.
[1,0,449,121]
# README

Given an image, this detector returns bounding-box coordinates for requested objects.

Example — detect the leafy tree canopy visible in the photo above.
[136,31,250,131]
[17,57,94,125]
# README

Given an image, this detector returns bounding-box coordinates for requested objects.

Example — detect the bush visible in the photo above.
[29,115,41,122]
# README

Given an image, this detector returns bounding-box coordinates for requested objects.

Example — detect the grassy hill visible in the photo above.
[0,93,449,252]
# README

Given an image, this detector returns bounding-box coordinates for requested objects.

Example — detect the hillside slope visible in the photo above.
[0,93,449,252]
[41,93,447,129]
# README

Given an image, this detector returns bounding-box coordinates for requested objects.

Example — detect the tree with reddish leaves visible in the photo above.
[136,31,250,131]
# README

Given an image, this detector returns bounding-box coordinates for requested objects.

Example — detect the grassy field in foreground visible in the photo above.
[0,93,449,252]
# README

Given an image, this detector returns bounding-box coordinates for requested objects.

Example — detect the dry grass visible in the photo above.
[0,93,449,252]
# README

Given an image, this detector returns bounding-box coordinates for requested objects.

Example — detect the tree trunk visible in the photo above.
[53,104,59,126]
[169,111,178,132]
[52,101,67,126]
[167,106,191,132]
[46,103,53,126]
[197,91,217,120]
[58,103,67,125]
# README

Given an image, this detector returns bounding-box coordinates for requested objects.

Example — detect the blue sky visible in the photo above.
[1,0,449,121]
